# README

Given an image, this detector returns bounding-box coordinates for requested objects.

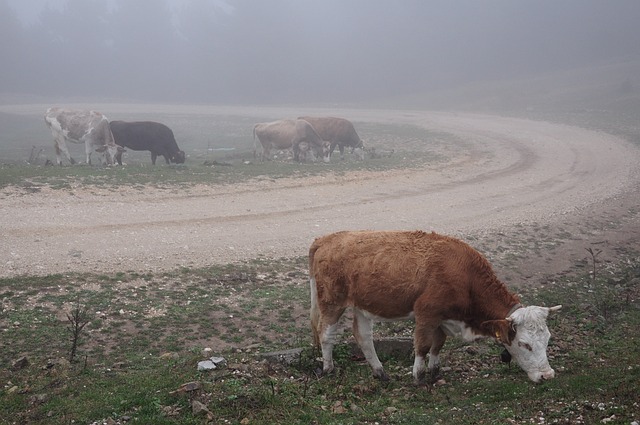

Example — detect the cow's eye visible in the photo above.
[518,341,533,351]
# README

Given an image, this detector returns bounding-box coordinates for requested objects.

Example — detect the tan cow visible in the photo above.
[253,119,330,162]
[298,116,364,160]
[309,230,561,384]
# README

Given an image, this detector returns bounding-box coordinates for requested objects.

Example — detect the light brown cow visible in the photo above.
[309,230,561,384]
[253,119,330,162]
[298,116,364,160]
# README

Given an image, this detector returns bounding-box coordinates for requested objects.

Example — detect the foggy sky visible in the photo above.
[2,0,640,105]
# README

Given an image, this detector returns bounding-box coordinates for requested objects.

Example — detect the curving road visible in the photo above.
[1,108,639,277]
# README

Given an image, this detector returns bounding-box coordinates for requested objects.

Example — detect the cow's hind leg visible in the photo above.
[353,308,388,381]
[317,305,345,376]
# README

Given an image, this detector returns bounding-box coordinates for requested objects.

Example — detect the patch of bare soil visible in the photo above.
[1,109,639,285]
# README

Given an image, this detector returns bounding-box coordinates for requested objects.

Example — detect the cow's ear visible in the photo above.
[481,320,513,345]
[547,305,562,313]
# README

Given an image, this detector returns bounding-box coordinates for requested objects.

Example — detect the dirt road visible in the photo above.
[1,108,639,278]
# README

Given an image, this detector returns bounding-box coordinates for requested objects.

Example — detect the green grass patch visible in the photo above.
[1,249,638,424]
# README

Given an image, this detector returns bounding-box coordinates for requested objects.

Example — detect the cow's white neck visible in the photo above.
[440,320,485,342]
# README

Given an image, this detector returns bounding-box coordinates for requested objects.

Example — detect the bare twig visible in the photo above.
[67,298,90,363]
[585,247,602,280]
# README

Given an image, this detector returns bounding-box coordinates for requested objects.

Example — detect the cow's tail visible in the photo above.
[309,242,321,347]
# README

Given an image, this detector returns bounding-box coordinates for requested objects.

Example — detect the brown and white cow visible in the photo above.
[44,107,122,166]
[253,119,330,162]
[298,116,364,160]
[309,230,561,384]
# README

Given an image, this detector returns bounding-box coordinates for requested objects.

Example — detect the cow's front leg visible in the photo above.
[55,139,74,165]
[427,327,446,383]
[414,320,446,385]
[353,309,388,381]
[84,142,93,165]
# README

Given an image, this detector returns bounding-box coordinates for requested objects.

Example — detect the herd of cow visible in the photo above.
[43,107,365,166]
[44,108,185,166]
[252,116,365,162]
[43,107,561,385]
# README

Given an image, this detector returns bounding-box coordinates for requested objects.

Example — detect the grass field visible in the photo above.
[0,245,638,424]
[1,94,639,423]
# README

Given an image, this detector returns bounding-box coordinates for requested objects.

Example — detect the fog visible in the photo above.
[2,0,640,105]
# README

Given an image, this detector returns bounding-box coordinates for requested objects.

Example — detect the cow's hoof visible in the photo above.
[316,366,335,378]
[373,370,390,382]
[428,367,442,384]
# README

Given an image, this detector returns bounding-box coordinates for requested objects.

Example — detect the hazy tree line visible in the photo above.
[2,0,640,105]
[1,0,238,102]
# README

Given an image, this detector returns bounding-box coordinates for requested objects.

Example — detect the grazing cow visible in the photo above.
[109,121,185,165]
[309,230,562,384]
[44,107,122,165]
[298,116,364,159]
[253,119,330,162]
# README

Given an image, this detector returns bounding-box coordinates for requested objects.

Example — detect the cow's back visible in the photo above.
[110,121,177,151]
[294,119,323,145]
[298,116,361,147]
[254,119,297,149]
[310,230,490,317]
[46,108,108,143]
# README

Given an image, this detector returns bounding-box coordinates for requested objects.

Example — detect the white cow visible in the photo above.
[44,107,122,165]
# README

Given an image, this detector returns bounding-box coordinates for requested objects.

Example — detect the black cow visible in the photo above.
[110,121,186,165]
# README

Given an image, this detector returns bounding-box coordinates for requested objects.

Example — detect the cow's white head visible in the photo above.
[95,144,121,166]
[484,305,562,382]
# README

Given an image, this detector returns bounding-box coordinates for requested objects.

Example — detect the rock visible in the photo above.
[331,401,347,414]
[160,352,179,360]
[197,356,226,371]
[210,356,226,366]
[197,360,217,371]
[191,400,212,418]
[384,406,398,416]
[169,381,202,396]
[29,394,49,405]
[228,363,250,372]
[350,403,364,413]
[12,356,29,370]
[259,348,304,365]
